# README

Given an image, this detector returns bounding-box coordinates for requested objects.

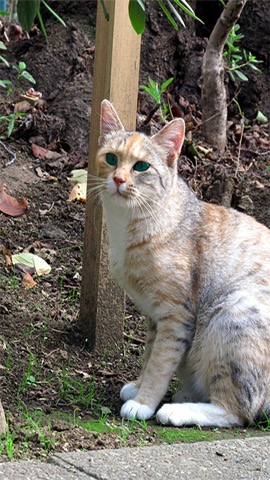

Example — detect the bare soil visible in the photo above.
[0,0,269,462]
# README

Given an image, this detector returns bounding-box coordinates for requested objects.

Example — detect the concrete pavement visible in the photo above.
[0,436,269,479]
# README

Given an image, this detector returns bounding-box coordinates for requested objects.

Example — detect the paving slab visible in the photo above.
[0,436,269,480]
[0,460,86,480]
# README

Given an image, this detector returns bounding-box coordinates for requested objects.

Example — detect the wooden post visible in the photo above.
[79,0,141,350]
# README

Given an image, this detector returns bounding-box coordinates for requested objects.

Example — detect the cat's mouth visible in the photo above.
[106,181,129,199]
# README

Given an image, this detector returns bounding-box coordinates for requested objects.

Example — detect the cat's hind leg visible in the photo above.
[156,402,243,427]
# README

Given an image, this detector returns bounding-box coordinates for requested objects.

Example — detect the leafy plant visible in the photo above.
[0,41,12,92]
[0,59,35,137]
[0,427,15,460]
[129,0,203,34]
[17,0,66,39]
[57,361,98,411]
[140,76,174,120]
[0,41,9,68]
[224,24,263,82]
[13,61,36,84]
[22,411,57,453]
[0,112,26,137]
[17,352,38,395]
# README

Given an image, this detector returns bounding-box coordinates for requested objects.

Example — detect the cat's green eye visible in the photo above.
[106,153,118,167]
[133,161,150,172]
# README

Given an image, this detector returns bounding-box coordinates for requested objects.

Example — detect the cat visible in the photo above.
[93,99,270,428]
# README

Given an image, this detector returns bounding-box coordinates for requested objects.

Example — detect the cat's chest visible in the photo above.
[108,228,128,284]
[103,204,129,281]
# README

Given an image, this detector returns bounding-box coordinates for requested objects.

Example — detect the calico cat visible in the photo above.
[93,99,270,427]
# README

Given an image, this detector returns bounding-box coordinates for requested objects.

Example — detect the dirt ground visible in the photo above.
[0,0,269,462]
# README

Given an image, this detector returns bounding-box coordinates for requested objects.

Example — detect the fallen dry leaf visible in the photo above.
[32,144,63,161]
[31,144,48,159]
[14,101,32,113]
[5,255,12,268]
[67,183,87,203]
[22,273,37,289]
[0,185,28,217]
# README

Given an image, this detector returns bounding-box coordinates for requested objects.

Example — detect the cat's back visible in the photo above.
[197,202,270,312]
[199,201,270,257]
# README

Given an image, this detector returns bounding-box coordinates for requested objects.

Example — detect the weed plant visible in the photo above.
[224,24,263,82]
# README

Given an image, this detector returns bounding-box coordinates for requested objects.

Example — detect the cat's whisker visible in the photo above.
[136,195,159,224]
[86,183,105,203]
[140,191,161,208]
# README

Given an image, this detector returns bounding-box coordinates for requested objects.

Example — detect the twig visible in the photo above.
[123,332,145,344]
[221,178,235,208]
[0,140,17,167]
[235,118,244,176]
[240,149,270,157]
[193,88,242,132]
[143,105,160,125]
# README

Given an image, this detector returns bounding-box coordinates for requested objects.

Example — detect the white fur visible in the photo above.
[120,382,139,401]
[101,193,129,283]
[120,400,155,420]
[156,403,243,427]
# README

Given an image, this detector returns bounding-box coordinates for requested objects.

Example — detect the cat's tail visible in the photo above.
[254,402,270,428]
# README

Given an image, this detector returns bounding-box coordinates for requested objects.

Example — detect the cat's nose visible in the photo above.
[114,175,125,187]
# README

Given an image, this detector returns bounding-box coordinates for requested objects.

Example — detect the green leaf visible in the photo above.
[69,169,88,185]
[166,0,186,28]
[173,0,204,24]
[17,0,40,32]
[0,79,12,88]
[12,253,51,276]
[0,41,7,50]
[161,77,174,91]
[140,85,152,94]
[157,0,178,30]
[41,0,66,28]
[36,7,47,39]
[19,61,26,71]
[232,55,242,61]
[256,110,268,124]
[7,115,15,137]
[148,77,156,89]
[128,0,145,34]
[249,63,261,73]
[178,0,194,13]
[21,70,36,84]
[235,70,248,81]
[0,54,9,66]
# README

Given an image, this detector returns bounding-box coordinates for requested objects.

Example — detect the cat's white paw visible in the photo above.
[120,400,154,420]
[120,382,139,401]
[156,403,187,426]
[156,402,242,427]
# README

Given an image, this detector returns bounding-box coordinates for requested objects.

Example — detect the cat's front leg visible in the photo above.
[120,316,190,420]
[120,382,139,401]
[120,318,156,402]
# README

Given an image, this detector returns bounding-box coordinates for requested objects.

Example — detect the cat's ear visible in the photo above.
[100,100,125,145]
[152,119,185,165]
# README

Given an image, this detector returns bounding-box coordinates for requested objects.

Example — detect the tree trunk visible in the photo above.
[201,0,248,151]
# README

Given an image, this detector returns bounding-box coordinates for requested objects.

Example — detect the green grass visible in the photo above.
[156,426,211,444]
[1,407,270,462]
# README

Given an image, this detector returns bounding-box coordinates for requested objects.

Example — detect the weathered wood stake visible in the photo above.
[79,0,141,350]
